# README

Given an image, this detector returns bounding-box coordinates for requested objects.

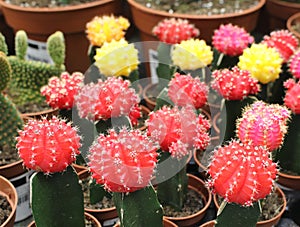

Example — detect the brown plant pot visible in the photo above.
[212,186,287,227]
[0,0,121,73]
[78,169,118,226]
[287,12,300,41]
[277,171,300,190]
[164,174,212,227]
[265,0,300,32]
[0,175,18,227]
[20,108,59,120]
[27,212,102,227]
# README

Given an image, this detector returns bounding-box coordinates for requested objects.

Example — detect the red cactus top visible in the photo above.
[168,73,208,109]
[16,116,81,173]
[147,106,210,159]
[207,140,277,206]
[88,128,158,193]
[152,18,199,44]
[284,79,300,115]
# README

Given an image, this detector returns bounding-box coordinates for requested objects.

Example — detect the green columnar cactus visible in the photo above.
[0,51,23,147]
[2,30,65,106]
[16,117,85,227]
[0,33,8,55]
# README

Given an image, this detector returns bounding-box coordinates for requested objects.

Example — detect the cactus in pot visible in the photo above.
[16,116,85,227]
[0,51,23,149]
[0,30,65,108]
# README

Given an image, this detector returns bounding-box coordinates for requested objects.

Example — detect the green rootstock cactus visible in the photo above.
[1,30,66,106]
[16,117,85,227]
[0,51,23,147]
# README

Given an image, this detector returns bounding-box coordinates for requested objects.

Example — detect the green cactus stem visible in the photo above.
[113,185,163,227]
[276,114,300,175]
[47,31,65,67]
[216,201,260,227]
[0,33,8,55]
[220,96,257,144]
[15,30,27,60]
[0,51,11,92]
[31,166,85,227]
[156,152,189,211]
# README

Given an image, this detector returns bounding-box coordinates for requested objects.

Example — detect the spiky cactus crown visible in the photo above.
[212,23,254,56]
[168,72,208,109]
[16,116,81,174]
[86,15,130,47]
[171,38,213,70]
[147,105,210,159]
[288,49,300,79]
[211,66,260,100]
[207,140,277,206]
[40,72,84,110]
[75,77,140,121]
[236,101,291,151]
[262,29,299,63]
[94,38,139,77]
[88,128,159,193]
[152,18,199,44]
[238,43,283,84]
[284,78,300,114]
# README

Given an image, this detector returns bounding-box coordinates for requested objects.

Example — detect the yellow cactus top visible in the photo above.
[86,15,130,47]
[238,43,283,84]
[171,39,213,70]
[94,39,139,77]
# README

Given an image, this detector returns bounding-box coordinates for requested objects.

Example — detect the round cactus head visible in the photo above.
[289,49,300,79]
[16,116,81,174]
[152,18,199,44]
[211,66,260,100]
[88,128,158,193]
[212,23,254,56]
[168,72,208,109]
[236,101,291,151]
[75,77,140,121]
[40,71,84,110]
[284,78,300,115]
[207,140,277,206]
[147,105,210,159]
[262,29,299,63]
[0,51,12,92]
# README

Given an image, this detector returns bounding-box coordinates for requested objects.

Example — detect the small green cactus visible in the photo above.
[0,33,8,55]
[1,30,66,106]
[0,51,23,147]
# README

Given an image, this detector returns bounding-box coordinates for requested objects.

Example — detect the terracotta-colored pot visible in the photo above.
[0,0,121,73]
[277,171,300,190]
[164,174,212,227]
[137,105,151,131]
[142,82,157,111]
[212,112,221,136]
[0,175,18,227]
[27,212,102,227]
[287,12,300,41]
[265,0,300,32]
[114,217,178,227]
[212,186,287,227]
[78,170,118,226]
[127,0,266,43]
[0,8,14,54]
[200,220,216,227]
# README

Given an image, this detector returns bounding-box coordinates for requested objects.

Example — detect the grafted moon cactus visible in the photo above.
[41,71,84,110]
[207,140,277,206]
[168,72,208,109]
[152,18,199,44]
[262,29,298,63]
[289,49,300,79]
[17,116,81,173]
[236,101,290,151]
[211,66,260,101]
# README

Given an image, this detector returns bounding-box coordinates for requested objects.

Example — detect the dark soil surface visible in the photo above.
[0,195,12,226]
[0,145,19,167]
[5,0,96,7]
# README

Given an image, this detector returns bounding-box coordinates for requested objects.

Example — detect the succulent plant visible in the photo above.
[262,29,298,63]
[289,49,300,79]
[236,100,291,152]
[88,128,163,227]
[275,79,300,174]
[0,51,23,148]
[16,116,85,227]
[1,30,65,106]
[147,105,210,210]
[207,140,278,226]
